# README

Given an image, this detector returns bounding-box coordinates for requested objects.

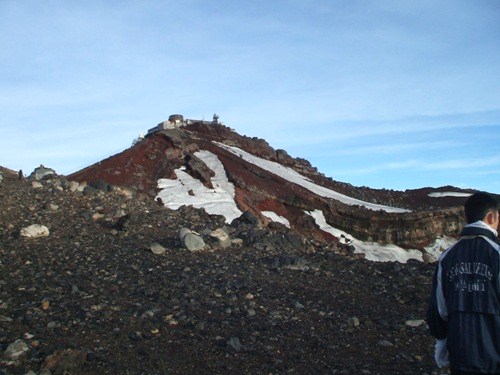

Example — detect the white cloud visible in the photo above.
[332,155,500,178]
[320,140,465,157]
[423,156,500,171]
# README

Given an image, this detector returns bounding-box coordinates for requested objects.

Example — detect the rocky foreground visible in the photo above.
[0,170,447,374]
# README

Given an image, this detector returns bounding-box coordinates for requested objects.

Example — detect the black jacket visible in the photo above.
[427,222,500,373]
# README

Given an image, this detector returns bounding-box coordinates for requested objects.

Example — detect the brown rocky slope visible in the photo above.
[69,121,472,251]
[1,170,445,374]
[2,119,492,374]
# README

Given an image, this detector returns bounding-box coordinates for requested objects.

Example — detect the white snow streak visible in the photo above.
[215,142,410,213]
[423,236,457,262]
[305,209,425,263]
[428,192,471,198]
[261,211,291,228]
[154,145,450,263]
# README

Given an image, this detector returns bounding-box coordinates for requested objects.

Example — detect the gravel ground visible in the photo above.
[0,172,448,374]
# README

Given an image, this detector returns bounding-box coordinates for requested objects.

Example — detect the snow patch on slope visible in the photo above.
[261,211,291,228]
[428,192,471,198]
[306,209,455,263]
[423,236,456,262]
[156,150,243,223]
[216,142,410,213]
[155,147,449,263]
[305,209,423,263]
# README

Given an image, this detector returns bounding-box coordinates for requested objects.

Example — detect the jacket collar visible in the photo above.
[461,220,499,241]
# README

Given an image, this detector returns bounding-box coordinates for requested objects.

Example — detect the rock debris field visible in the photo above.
[0,170,448,374]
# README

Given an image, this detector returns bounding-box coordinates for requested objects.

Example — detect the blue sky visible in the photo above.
[1,0,499,193]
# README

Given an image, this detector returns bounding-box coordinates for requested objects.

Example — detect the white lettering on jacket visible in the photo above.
[447,262,492,293]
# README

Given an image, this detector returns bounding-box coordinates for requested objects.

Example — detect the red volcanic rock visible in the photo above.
[0,166,20,180]
[68,133,182,195]
[67,122,477,250]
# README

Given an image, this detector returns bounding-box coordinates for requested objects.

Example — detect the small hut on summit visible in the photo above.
[146,113,221,137]
[168,114,184,124]
[147,114,185,135]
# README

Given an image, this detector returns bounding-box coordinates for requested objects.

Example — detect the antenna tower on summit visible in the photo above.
[212,113,219,124]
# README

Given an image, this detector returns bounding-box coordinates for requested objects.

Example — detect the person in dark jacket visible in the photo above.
[427,191,500,374]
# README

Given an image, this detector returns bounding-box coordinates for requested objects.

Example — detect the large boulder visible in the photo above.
[20,224,50,238]
[179,228,206,252]
[184,154,214,188]
[28,165,56,181]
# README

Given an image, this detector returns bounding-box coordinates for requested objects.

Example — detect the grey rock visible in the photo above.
[82,186,97,195]
[77,181,87,192]
[31,181,43,189]
[231,238,244,246]
[232,210,260,227]
[20,224,50,238]
[179,228,206,252]
[114,208,127,218]
[184,153,214,188]
[293,301,305,309]
[405,319,426,328]
[29,165,56,181]
[89,179,112,192]
[150,243,166,255]
[210,227,231,248]
[47,203,59,211]
[378,339,394,347]
[179,227,192,240]
[227,336,242,352]
[183,233,206,251]
[141,310,156,319]
[0,315,13,322]
[68,181,80,192]
[4,339,29,360]
[347,317,360,327]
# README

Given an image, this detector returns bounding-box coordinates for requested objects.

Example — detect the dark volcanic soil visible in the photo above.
[0,173,446,374]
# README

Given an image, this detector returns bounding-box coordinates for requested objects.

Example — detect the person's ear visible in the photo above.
[485,210,499,227]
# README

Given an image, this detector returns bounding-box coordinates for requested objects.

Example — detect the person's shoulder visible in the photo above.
[438,241,460,263]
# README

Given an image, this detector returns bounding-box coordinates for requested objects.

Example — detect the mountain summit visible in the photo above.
[69,116,472,262]
[0,116,486,374]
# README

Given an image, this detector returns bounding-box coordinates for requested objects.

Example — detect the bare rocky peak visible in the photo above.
[0,120,488,374]
[65,121,480,252]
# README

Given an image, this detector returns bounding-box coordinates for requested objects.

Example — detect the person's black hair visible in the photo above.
[464,192,499,224]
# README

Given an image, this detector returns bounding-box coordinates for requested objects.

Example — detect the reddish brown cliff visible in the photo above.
[69,122,474,250]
